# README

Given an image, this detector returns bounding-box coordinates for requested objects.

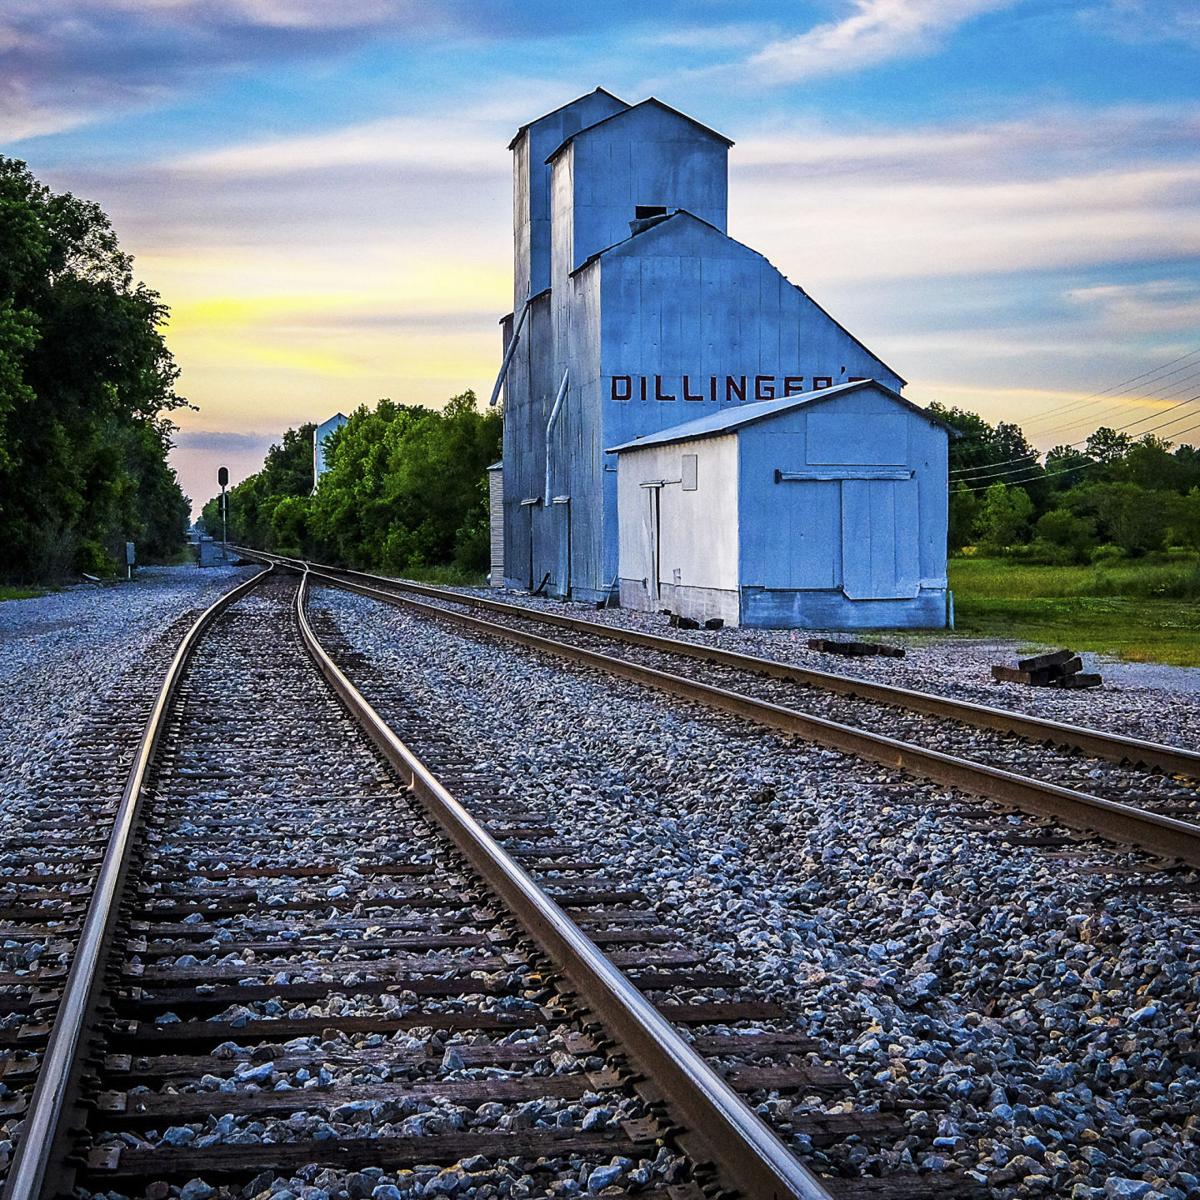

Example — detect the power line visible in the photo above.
[957,394,1200,490]
[948,346,1200,479]
[1007,345,1200,430]
[960,412,1200,493]
[951,375,1200,480]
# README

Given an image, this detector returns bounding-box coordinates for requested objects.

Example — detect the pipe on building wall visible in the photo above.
[488,297,531,407]
[544,367,570,502]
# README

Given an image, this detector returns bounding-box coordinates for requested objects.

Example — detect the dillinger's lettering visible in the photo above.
[608,374,826,403]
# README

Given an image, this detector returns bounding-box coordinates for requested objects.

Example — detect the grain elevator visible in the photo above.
[493,88,949,627]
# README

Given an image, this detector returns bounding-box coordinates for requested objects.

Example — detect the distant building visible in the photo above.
[610,381,953,628]
[313,412,348,491]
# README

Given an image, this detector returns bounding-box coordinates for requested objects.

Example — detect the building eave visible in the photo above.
[545,96,733,164]
[507,87,628,150]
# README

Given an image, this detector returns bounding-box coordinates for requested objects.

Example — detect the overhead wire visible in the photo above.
[948,346,1200,476]
[960,409,1200,493]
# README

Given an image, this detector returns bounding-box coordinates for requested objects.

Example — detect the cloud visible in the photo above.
[1065,280,1200,334]
[745,0,1015,82]
[729,105,1200,285]
[174,429,278,452]
[0,0,459,142]
[1079,0,1200,50]
[171,115,498,177]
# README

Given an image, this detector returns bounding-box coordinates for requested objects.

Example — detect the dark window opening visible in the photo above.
[635,205,667,219]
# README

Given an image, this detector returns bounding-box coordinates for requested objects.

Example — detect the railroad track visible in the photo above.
[0,567,952,1200]
[243,551,1200,874]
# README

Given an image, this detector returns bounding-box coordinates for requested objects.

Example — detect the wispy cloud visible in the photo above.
[746,0,1015,82]
[171,115,498,176]
[1065,280,1200,333]
[0,0,460,141]
[1079,0,1200,50]
[732,105,1200,284]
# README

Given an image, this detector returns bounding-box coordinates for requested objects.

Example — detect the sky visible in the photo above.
[3,0,1199,513]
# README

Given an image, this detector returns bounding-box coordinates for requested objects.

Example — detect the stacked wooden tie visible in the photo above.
[807,638,905,659]
[992,648,1102,689]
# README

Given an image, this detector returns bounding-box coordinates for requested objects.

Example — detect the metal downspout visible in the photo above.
[544,367,570,502]
[488,296,531,407]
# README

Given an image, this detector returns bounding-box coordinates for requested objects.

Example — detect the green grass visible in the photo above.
[398,564,488,587]
[949,556,1200,667]
[0,586,50,601]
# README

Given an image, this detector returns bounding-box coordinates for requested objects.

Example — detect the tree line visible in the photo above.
[200,392,501,575]
[0,157,191,581]
[932,403,1200,563]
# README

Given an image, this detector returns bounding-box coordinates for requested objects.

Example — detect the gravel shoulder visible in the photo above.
[0,564,255,803]
[446,585,1200,750]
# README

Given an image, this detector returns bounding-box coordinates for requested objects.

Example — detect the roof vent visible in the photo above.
[629,206,670,236]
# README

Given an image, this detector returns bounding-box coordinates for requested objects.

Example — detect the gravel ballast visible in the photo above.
[314,586,1200,1199]
[0,565,255,805]
[448,584,1200,750]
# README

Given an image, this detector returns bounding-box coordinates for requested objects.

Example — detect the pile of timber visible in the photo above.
[807,638,905,659]
[991,648,1102,689]
[667,613,724,631]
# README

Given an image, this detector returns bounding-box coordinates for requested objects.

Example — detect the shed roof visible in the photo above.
[507,87,627,150]
[605,381,956,454]
[544,97,733,164]
[573,210,907,388]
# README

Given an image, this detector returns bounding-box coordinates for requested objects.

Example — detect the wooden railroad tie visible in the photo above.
[807,638,905,658]
[991,648,1102,689]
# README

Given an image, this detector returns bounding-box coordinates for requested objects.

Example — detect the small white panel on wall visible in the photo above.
[808,412,907,465]
[681,454,698,491]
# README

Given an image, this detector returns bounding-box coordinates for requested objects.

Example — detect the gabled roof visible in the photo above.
[605,381,956,454]
[545,97,733,164]
[507,87,627,150]
[572,210,907,388]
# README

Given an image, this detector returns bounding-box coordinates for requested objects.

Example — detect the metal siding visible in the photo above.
[512,90,628,308]
[735,388,946,626]
[617,435,739,623]
[567,104,729,274]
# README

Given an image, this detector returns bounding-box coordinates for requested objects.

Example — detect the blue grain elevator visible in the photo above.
[492,88,950,628]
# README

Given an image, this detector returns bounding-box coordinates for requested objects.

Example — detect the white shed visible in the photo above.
[609,380,953,629]
[487,461,504,587]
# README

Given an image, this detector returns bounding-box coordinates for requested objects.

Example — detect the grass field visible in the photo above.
[949,556,1200,667]
[0,586,48,602]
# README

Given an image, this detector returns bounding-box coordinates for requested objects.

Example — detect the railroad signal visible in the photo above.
[218,466,229,554]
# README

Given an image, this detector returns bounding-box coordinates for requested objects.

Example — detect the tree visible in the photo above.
[0,157,189,579]
[1085,427,1132,466]
[975,482,1034,552]
[947,483,979,554]
[1033,509,1096,563]
[1044,445,1094,491]
[214,392,501,576]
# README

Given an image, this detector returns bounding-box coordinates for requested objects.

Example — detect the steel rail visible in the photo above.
[3,566,271,1200]
[292,569,830,1200]
[235,549,1200,781]
[283,559,1200,869]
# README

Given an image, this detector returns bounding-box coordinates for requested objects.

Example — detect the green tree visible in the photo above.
[1033,508,1096,563]
[947,483,979,554]
[975,482,1034,552]
[1085,426,1132,466]
[0,157,189,579]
